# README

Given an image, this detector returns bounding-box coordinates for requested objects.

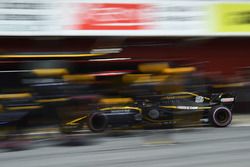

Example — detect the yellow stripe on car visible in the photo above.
[161,95,193,100]
[160,106,177,109]
[66,116,88,126]
[168,92,210,100]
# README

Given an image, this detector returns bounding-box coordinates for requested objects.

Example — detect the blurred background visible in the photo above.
[0,0,250,167]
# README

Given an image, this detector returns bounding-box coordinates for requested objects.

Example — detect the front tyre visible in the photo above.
[87,112,108,133]
[209,105,232,127]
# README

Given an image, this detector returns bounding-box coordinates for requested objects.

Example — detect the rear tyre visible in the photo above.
[209,105,232,127]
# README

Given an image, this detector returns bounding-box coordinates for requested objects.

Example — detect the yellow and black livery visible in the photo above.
[87,92,235,132]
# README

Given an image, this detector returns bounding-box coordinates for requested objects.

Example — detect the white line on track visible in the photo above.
[231,123,250,127]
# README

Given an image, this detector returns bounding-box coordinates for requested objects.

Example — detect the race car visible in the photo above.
[87,92,235,132]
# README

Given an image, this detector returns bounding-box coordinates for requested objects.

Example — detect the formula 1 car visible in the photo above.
[87,92,235,132]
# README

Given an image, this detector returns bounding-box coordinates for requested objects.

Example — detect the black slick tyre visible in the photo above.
[209,105,232,127]
[87,112,108,133]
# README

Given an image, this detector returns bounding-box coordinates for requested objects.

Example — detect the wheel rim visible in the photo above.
[213,107,231,126]
[215,110,229,123]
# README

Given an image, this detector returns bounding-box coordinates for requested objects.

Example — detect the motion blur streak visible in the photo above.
[0,61,237,147]
[0,2,250,167]
[0,53,106,58]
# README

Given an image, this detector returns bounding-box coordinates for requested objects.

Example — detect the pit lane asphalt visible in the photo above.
[0,124,250,167]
